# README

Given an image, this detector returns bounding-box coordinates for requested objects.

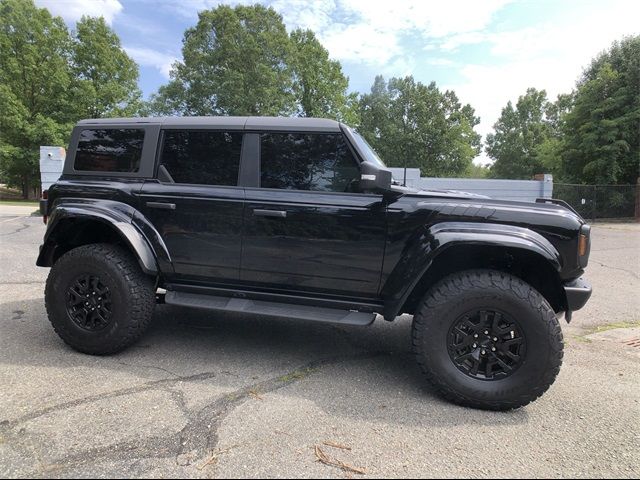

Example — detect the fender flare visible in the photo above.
[381,222,562,320]
[36,199,172,276]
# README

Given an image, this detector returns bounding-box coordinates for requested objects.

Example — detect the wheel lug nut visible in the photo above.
[473,334,478,338]
[481,349,486,355]
[491,347,496,352]
[472,343,477,348]
[484,330,489,335]
[493,337,498,342]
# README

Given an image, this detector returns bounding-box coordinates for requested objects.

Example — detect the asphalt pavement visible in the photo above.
[1,208,638,478]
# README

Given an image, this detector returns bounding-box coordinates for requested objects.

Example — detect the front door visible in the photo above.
[241,132,386,299]
[138,129,245,283]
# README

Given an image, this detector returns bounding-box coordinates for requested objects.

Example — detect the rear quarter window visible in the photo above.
[74,129,145,172]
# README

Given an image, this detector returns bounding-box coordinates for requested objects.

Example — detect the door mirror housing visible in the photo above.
[359,161,392,193]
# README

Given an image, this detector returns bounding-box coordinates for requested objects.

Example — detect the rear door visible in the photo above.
[241,132,387,299]
[138,129,245,283]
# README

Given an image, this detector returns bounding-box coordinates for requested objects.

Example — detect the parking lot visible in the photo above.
[1,207,639,478]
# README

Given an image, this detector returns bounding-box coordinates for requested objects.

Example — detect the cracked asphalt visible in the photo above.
[1,209,639,478]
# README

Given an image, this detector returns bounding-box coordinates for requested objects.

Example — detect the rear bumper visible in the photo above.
[564,276,592,312]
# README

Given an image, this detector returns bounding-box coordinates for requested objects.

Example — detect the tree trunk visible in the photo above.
[21,177,29,200]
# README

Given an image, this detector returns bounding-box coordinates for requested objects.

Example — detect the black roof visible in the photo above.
[77,116,342,132]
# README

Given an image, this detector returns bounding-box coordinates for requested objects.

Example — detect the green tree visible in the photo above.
[535,93,573,177]
[0,0,72,198]
[358,75,481,177]
[150,4,294,116]
[485,88,552,179]
[289,28,358,123]
[560,36,640,184]
[463,162,491,178]
[70,16,142,118]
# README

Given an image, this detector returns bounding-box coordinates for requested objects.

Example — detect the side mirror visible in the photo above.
[359,161,392,192]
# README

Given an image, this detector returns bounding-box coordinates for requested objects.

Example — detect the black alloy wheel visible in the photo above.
[66,274,113,331]
[447,309,526,381]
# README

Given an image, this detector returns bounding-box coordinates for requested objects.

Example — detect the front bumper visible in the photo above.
[563,277,592,321]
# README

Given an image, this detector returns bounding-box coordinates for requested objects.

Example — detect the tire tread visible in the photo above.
[412,269,563,410]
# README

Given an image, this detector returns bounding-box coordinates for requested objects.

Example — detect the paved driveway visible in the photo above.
[1,211,639,478]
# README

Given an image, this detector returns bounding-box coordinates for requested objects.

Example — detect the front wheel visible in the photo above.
[45,243,156,355]
[412,269,563,410]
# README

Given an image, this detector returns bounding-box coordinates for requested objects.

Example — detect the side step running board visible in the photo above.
[165,291,376,326]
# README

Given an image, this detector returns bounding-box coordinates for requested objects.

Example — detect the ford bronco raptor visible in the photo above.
[37,116,592,410]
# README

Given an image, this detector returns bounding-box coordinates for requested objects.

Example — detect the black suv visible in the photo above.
[38,116,592,410]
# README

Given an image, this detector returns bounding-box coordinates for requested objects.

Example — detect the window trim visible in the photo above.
[256,131,362,193]
[155,128,245,188]
[64,125,160,178]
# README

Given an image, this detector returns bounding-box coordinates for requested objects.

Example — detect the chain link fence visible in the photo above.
[553,183,639,221]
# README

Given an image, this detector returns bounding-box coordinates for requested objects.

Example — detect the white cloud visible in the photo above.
[35,0,123,25]
[320,22,400,65]
[445,1,640,164]
[155,0,511,65]
[124,47,178,79]
[311,0,512,65]
[426,58,455,67]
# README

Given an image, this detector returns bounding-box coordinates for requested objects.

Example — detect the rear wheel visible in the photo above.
[45,243,156,355]
[412,269,563,410]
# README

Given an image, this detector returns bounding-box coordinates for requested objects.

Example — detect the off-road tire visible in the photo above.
[412,269,563,410]
[45,243,156,355]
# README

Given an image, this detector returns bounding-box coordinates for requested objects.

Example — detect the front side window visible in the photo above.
[74,129,145,172]
[260,133,360,192]
[160,130,243,186]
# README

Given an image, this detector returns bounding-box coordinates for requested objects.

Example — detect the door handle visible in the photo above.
[253,209,287,218]
[147,202,176,210]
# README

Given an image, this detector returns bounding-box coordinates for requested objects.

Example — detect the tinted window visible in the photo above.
[260,133,360,192]
[160,130,242,186]
[74,129,145,172]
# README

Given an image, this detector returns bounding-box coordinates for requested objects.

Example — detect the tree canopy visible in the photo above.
[149,5,357,121]
[71,16,142,119]
[485,88,553,179]
[559,36,640,184]
[0,0,142,197]
[358,75,481,177]
[150,5,294,116]
[488,36,640,185]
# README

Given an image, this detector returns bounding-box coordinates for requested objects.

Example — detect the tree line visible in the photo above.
[487,36,639,185]
[1,0,638,198]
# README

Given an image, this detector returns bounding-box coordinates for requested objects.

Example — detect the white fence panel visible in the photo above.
[388,168,553,203]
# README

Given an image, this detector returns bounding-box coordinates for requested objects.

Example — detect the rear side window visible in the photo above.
[160,130,243,186]
[74,129,145,172]
[260,133,360,192]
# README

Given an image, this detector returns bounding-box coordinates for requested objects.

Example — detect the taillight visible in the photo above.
[41,190,48,224]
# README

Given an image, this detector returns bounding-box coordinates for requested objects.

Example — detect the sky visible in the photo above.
[36,0,640,164]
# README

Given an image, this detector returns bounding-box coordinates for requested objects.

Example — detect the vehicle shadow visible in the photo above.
[0,298,531,428]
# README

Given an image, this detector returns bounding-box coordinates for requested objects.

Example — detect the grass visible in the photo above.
[585,320,640,335]
[0,199,39,206]
[571,320,640,344]
[278,367,316,383]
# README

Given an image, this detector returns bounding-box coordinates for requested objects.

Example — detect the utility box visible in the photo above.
[40,146,65,191]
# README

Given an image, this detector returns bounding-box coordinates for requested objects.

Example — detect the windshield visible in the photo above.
[346,127,387,168]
